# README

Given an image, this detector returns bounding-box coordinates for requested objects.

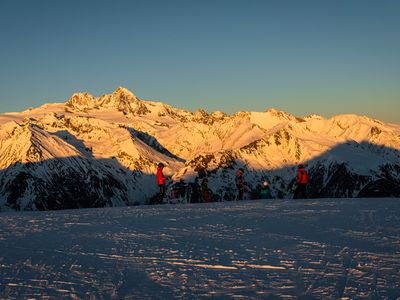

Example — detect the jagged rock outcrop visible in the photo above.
[66,93,97,112]
[97,87,150,115]
[65,87,150,115]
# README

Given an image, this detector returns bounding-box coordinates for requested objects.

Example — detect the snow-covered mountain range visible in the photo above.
[0,87,399,210]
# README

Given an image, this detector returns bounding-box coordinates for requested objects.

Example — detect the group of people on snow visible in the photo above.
[235,168,273,200]
[155,162,309,204]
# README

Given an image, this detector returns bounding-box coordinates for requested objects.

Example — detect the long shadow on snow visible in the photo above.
[1,139,399,211]
[178,140,400,201]
[123,125,185,163]
[0,155,157,211]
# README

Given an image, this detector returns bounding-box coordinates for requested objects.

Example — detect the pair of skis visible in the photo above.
[163,188,176,204]
[162,187,188,204]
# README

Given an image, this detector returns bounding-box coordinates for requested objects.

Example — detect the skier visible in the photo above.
[260,180,272,199]
[156,162,167,204]
[235,168,245,200]
[201,178,212,203]
[294,164,308,199]
[189,178,201,203]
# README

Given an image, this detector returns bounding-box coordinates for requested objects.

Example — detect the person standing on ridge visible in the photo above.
[260,180,273,199]
[189,178,201,203]
[294,164,308,199]
[236,168,245,200]
[156,163,167,204]
[201,178,212,203]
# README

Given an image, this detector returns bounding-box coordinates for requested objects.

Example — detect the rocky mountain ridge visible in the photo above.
[0,87,399,210]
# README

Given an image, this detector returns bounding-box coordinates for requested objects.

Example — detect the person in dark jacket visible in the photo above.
[294,164,308,199]
[189,178,201,203]
[201,178,212,203]
[235,168,245,200]
[260,180,272,199]
[156,163,166,204]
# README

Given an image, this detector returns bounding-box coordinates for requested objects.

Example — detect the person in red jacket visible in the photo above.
[294,164,308,199]
[156,162,167,204]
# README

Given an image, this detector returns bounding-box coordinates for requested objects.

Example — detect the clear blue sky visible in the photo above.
[0,0,399,122]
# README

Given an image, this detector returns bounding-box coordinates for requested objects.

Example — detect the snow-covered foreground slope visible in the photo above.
[0,87,399,210]
[0,199,399,299]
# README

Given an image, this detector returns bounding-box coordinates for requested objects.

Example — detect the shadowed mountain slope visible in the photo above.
[0,87,399,210]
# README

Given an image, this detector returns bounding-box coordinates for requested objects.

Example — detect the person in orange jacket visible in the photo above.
[156,162,167,204]
[294,164,308,199]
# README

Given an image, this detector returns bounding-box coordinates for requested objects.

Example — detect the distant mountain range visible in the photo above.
[0,87,399,210]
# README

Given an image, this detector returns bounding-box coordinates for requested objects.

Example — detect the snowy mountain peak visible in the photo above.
[65,92,97,111]
[194,108,208,116]
[193,109,210,122]
[63,87,151,116]
[97,87,151,115]
[98,87,139,107]
[265,108,280,114]
[0,121,81,169]
[211,111,227,119]
[304,114,324,120]
[265,108,300,121]
[1,86,400,211]
[111,86,138,100]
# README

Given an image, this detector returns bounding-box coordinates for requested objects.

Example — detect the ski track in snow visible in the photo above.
[0,198,399,299]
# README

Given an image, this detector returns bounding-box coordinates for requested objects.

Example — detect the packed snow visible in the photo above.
[0,198,399,299]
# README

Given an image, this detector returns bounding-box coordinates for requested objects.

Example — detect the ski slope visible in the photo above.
[0,198,399,299]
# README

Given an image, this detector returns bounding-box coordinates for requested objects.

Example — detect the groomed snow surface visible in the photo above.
[1,198,399,299]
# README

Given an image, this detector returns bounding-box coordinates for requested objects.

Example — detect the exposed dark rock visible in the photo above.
[358,179,400,197]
